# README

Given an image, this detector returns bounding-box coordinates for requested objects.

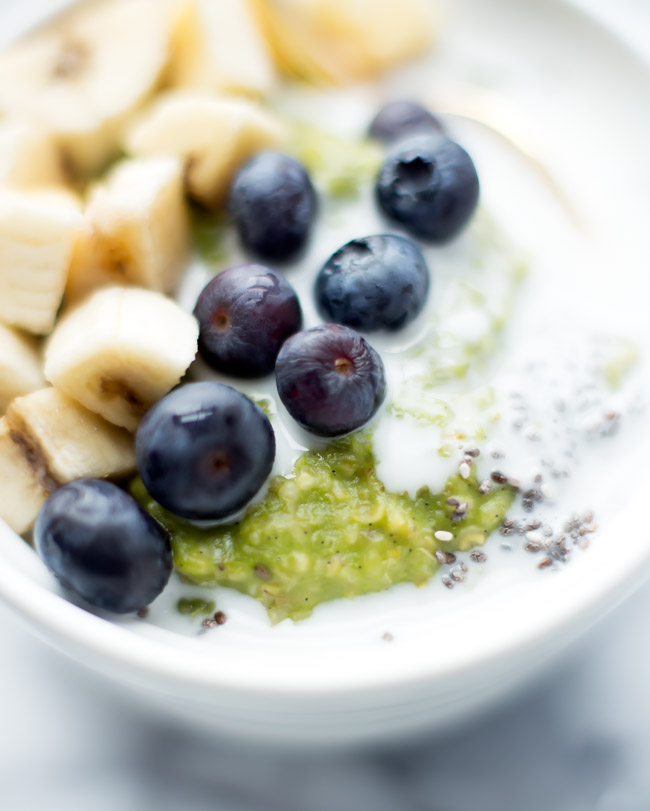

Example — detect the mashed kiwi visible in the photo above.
[131,434,513,624]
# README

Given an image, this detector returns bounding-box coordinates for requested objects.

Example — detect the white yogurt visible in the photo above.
[139,76,649,639]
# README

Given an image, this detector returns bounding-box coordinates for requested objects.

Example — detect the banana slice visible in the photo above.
[170,0,275,97]
[125,92,286,207]
[310,0,434,76]
[249,0,434,84]
[0,0,173,177]
[0,387,136,534]
[0,323,45,413]
[66,156,189,302]
[7,387,135,485]
[0,188,84,335]
[0,417,50,535]
[45,286,199,431]
[0,119,66,189]
[248,0,352,84]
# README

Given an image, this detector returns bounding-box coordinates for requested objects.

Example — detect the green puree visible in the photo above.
[131,434,513,624]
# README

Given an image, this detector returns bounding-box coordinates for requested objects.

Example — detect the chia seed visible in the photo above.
[450,566,466,582]
[523,489,543,502]
[470,550,487,563]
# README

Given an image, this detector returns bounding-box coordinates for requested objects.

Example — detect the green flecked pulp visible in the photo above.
[131,434,513,624]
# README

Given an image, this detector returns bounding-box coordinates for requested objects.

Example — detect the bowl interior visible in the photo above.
[1,0,650,706]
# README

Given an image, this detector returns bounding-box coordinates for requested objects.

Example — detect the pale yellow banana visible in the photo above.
[0,188,84,335]
[0,119,66,189]
[45,286,199,431]
[0,0,174,176]
[125,92,286,207]
[170,0,275,97]
[66,156,189,302]
[0,387,135,534]
[0,416,50,535]
[0,323,45,413]
[249,0,434,84]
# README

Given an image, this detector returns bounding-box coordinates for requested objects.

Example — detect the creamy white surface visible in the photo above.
[159,71,649,637]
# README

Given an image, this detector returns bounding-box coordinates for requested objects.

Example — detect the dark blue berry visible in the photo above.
[229,151,316,261]
[136,382,275,521]
[369,100,444,143]
[315,234,429,331]
[194,264,302,377]
[275,324,386,437]
[35,479,172,614]
[376,135,479,242]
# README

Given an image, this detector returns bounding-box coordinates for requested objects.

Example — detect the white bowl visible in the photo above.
[1,0,650,746]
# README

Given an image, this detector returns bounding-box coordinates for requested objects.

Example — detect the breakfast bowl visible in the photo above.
[0,0,649,746]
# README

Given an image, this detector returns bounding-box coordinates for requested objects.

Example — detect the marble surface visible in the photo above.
[1,1,650,809]
[3,577,650,811]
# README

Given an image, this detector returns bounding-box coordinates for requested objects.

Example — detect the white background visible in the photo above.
[1,1,650,809]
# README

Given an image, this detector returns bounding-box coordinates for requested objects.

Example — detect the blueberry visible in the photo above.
[35,479,172,614]
[136,382,275,521]
[229,152,316,261]
[376,135,479,242]
[194,264,302,377]
[275,324,386,437]
[315,234,429,331]
[369,100,444,143]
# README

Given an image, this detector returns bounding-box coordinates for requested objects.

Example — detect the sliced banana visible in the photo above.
[125,92,286,207]
[250,0,434,84]
[0,188,84,335]
[45,286,199,431]
[6,387,135,485]
[0,323,45,413]
[0,387,136,535]
[0,119,66,189]
[310,0,434,76]
[0,416,50,535]
[66,156,189,302]
[0,0,173,177]
[170,0,275,97]
[249,0,352,84]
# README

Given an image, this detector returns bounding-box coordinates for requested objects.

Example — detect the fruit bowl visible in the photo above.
[1,0,650,745]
